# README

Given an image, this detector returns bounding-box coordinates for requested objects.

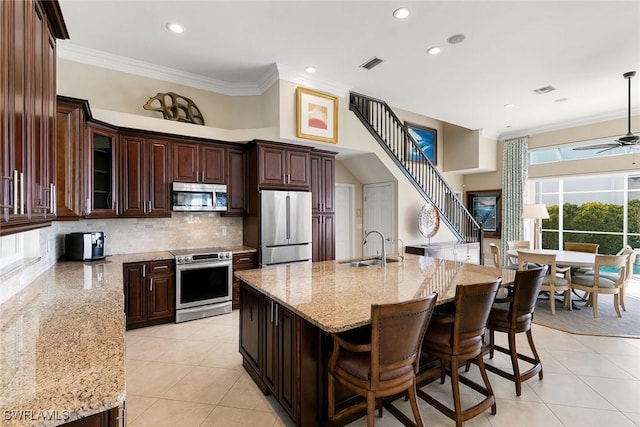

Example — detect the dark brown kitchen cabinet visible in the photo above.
[85,124,119,218]
[254,141,310,190]
[225,147,246,216]
[310,151,336,261]
[55,96,90,219]
[240,282,262,377]
[124,259,175,330]
[120,135,171,217]
[312,213,335,262]
[263,297,298,421]
[0,0,67,235]
[173,142,225,184]
[62,406,120,427]
[239,281,298,422]
[310,151,335,214]
[232,251,257,309]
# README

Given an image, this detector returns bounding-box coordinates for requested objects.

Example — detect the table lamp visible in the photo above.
[522,203,549,249]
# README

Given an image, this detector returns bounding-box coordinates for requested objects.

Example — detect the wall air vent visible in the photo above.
[532,85,556,94]
[360,57,384,70]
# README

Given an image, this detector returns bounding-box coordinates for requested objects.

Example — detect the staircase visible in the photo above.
[349,92,483,261]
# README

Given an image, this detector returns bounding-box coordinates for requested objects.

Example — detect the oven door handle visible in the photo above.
[175,260,232,271]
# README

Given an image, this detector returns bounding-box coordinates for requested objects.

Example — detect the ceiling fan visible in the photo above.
[573,71,639,153]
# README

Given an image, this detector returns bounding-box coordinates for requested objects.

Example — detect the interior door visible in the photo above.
[335,184,354,260]
[363,183,394,257]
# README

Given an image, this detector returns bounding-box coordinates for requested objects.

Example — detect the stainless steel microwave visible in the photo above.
[172,182,228,212]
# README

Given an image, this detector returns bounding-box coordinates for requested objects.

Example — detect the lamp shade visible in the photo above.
[521,203,549,219]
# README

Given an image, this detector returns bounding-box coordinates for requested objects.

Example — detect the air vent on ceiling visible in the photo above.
[532,85,556,94]
[360,57,384,70]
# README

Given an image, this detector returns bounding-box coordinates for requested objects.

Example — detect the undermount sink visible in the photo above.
[340,258,399,267]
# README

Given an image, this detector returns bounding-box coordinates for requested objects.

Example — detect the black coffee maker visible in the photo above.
[65,232,106,261]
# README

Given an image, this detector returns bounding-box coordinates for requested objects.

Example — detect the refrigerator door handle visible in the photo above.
[286,195,291,240]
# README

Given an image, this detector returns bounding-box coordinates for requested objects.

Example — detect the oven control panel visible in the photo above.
[175,251,233,265]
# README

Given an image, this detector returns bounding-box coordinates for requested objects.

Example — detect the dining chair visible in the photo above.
[572,254,628,318]
[489,243,518,270]
[507,240,531,266]
[473,266,548,396]
[564,242,599,253]
[591,246,637,312]
[328,293,438,427]
[517,250,571,315]
[564,241,600,278]
[416,280,501,427]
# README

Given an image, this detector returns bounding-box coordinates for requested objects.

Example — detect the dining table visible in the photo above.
[506,248,597,268]
[506,248,599,308]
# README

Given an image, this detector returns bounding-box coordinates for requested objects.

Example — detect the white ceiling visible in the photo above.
[57,1,640,140]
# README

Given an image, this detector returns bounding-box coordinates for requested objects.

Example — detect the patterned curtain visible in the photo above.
[501,136,529,265]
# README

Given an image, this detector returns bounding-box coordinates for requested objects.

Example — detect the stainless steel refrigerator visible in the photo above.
[260,190,312,266]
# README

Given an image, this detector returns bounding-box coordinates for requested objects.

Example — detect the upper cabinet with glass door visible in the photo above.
[85,124,119,218]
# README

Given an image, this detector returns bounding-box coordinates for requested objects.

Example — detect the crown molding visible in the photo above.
[58,42,264,96]
[498,107,640,141]
[275,63,351,98]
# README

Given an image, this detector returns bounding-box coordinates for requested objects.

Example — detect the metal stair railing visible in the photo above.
[349,92,483,260]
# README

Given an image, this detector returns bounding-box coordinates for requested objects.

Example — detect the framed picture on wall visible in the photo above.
[296,86,338,143]
[466,190,502,238]
[405,122,437,165]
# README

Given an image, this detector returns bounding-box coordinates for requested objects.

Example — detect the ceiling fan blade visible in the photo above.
[573,143,620,151]
[596,146,620,154]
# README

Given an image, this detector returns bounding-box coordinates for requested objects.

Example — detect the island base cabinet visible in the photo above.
[264,298,298,421]
[62,406,121,426]
[239,281,361,427]
[240,282,262,377]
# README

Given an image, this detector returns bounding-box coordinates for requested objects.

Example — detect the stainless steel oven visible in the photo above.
[172,247,233,323]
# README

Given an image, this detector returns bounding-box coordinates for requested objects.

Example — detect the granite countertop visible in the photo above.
[0,251,172,427]
[0,245,258,426]
[235,254,517,333]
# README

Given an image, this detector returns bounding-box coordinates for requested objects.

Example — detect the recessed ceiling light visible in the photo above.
[504,103,515,108]
[427,46,441,55]
[304,66,316,74]
[447,34,466,44]
[166,22,184,34]
[393,7,411,19]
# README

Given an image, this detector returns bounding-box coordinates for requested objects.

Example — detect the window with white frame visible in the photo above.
[532,174,640,262]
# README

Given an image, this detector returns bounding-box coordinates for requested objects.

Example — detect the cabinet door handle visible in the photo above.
[52,184,56,215]
[155,265,169,270]
[142,200,146,214]
[201,171,205,182]
[148,200,152,213]
[149,278,153,292]
[17,172,24,215]
[0,170,18,212]
[250,306,253,321]
[270,300,274,323]
[238,257,252,262]
[142,264,146,277]
[275,303,279,326]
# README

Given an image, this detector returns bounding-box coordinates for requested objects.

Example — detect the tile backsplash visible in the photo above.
[1,213,243,306]
[56,212,243,255]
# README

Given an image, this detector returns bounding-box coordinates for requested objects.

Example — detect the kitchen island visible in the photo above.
[235,254,515,426]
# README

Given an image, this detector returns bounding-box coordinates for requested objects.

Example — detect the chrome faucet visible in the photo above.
[363,230,386,266]
[386,237,405,262]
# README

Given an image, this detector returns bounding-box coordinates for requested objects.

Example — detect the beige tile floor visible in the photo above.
[125,309,640,427]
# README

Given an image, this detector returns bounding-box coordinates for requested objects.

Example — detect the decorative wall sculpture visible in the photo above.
[143,92,205,125]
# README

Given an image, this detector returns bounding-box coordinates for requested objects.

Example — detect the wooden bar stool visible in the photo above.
[328,293,438,427]
[416,280,501,427]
